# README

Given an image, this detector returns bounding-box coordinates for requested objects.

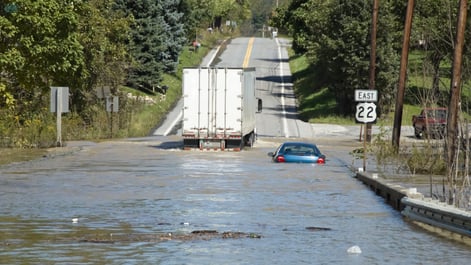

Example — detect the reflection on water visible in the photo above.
[1,139,470,264]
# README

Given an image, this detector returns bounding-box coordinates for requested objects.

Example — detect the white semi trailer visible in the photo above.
[182,67,261,150]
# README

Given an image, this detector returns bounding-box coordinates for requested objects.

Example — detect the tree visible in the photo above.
[115,0,186,92]
[412,0,458,105]
[183,0,251,32]
[0,0,84,103]
[159,0,186,73]
[271,0,401,116]
[70,0,132,113]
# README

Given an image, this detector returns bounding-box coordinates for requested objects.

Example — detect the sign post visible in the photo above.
[354,90,378,171]
[50,87,69,147]
[106,96,119,138]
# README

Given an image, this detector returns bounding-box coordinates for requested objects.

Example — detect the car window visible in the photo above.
[282,146,295,153]
[282,144,320,156]
[435,110,447,118]
[426,109,447,118]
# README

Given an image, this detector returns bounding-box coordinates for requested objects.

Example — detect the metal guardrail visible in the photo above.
[355,172,471,243]
[401,197,471,238]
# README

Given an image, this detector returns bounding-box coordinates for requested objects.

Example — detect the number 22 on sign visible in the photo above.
[355,102,377,123]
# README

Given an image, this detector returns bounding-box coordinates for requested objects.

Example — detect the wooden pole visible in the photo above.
[446,0,468,205]
[392,0,414,149]
[366,0,379,142]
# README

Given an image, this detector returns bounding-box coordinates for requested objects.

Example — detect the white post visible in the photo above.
[56,88,62,147]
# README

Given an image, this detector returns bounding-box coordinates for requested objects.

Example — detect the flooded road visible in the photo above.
[1,136,470,264]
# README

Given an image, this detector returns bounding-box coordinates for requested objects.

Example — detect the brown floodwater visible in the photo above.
[1,136,470,264]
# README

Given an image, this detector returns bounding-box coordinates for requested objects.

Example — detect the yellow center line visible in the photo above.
[243,37,255,68]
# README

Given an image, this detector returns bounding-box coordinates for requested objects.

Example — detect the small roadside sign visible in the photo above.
[50,87,69,113]
[50,86,70,147]
[355,89,378,102]
[106,96,119,112]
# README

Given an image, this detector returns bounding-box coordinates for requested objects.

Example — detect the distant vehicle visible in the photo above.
[267,142,325,164]
[182,67,262,151]
[412,107,447,139]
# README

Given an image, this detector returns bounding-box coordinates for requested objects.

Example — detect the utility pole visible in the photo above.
[392,0,414,149]
[446,0,468,205]
[366,0,379,142]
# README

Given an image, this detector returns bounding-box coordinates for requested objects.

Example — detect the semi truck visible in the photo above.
[182,67,261,150]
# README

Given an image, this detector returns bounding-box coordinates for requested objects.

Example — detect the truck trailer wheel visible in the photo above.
[245,132,255,147]
[183,139,198,150]
[220,140,225,151]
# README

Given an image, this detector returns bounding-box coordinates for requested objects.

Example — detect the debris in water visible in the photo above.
[79,239,114,244]
[305,226,331,231]
[347,245,362,254]
[76,230,262,244]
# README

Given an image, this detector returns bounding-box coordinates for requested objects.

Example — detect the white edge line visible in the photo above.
[163,110,183,136]
[277,38,290,138]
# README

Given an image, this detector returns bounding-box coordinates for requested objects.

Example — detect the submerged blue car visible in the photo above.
[267,142,325,164]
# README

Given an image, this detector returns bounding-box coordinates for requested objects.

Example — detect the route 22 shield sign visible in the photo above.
[355,102,377,123]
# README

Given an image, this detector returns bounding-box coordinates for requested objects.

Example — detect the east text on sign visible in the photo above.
[355,89,378,102]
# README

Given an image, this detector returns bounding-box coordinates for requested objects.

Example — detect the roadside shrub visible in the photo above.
[406,144,446,175]
[0,111,56,148]
[372,126,446,175]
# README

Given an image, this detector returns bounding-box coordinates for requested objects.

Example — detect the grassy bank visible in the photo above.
[288,50,462,126]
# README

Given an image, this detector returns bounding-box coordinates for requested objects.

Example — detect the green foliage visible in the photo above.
[160,0,187,73]
[0,0,84,100]
[372,127,446,175]
[0,83,15,110]
[289,49,352,124]
[115,0,163,91]
[73,0,132,114]
[289,45,427,126]
[183,0,253,36]
[0,111,56,148]
[0,0,248,148]
[273,0,401,117]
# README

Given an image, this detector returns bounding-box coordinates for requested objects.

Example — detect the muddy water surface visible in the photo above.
[1,137,470,264]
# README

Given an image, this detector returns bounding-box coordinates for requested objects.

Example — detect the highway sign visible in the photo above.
[355,102,377,123]
[355,89,378,102]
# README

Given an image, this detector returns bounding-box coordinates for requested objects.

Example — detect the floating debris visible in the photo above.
[305,226,332,231]
[191,230,218,234]
[79,239,114,244]
[77,230,262,244]
[347,245,362,254]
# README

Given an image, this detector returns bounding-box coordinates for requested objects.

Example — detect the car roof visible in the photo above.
[282,141,317,146]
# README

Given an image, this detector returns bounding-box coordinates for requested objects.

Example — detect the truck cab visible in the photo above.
[412,107,447,139]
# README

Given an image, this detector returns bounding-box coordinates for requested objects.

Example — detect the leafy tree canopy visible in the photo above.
[271,0,401,116]
[115,0,186,92]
